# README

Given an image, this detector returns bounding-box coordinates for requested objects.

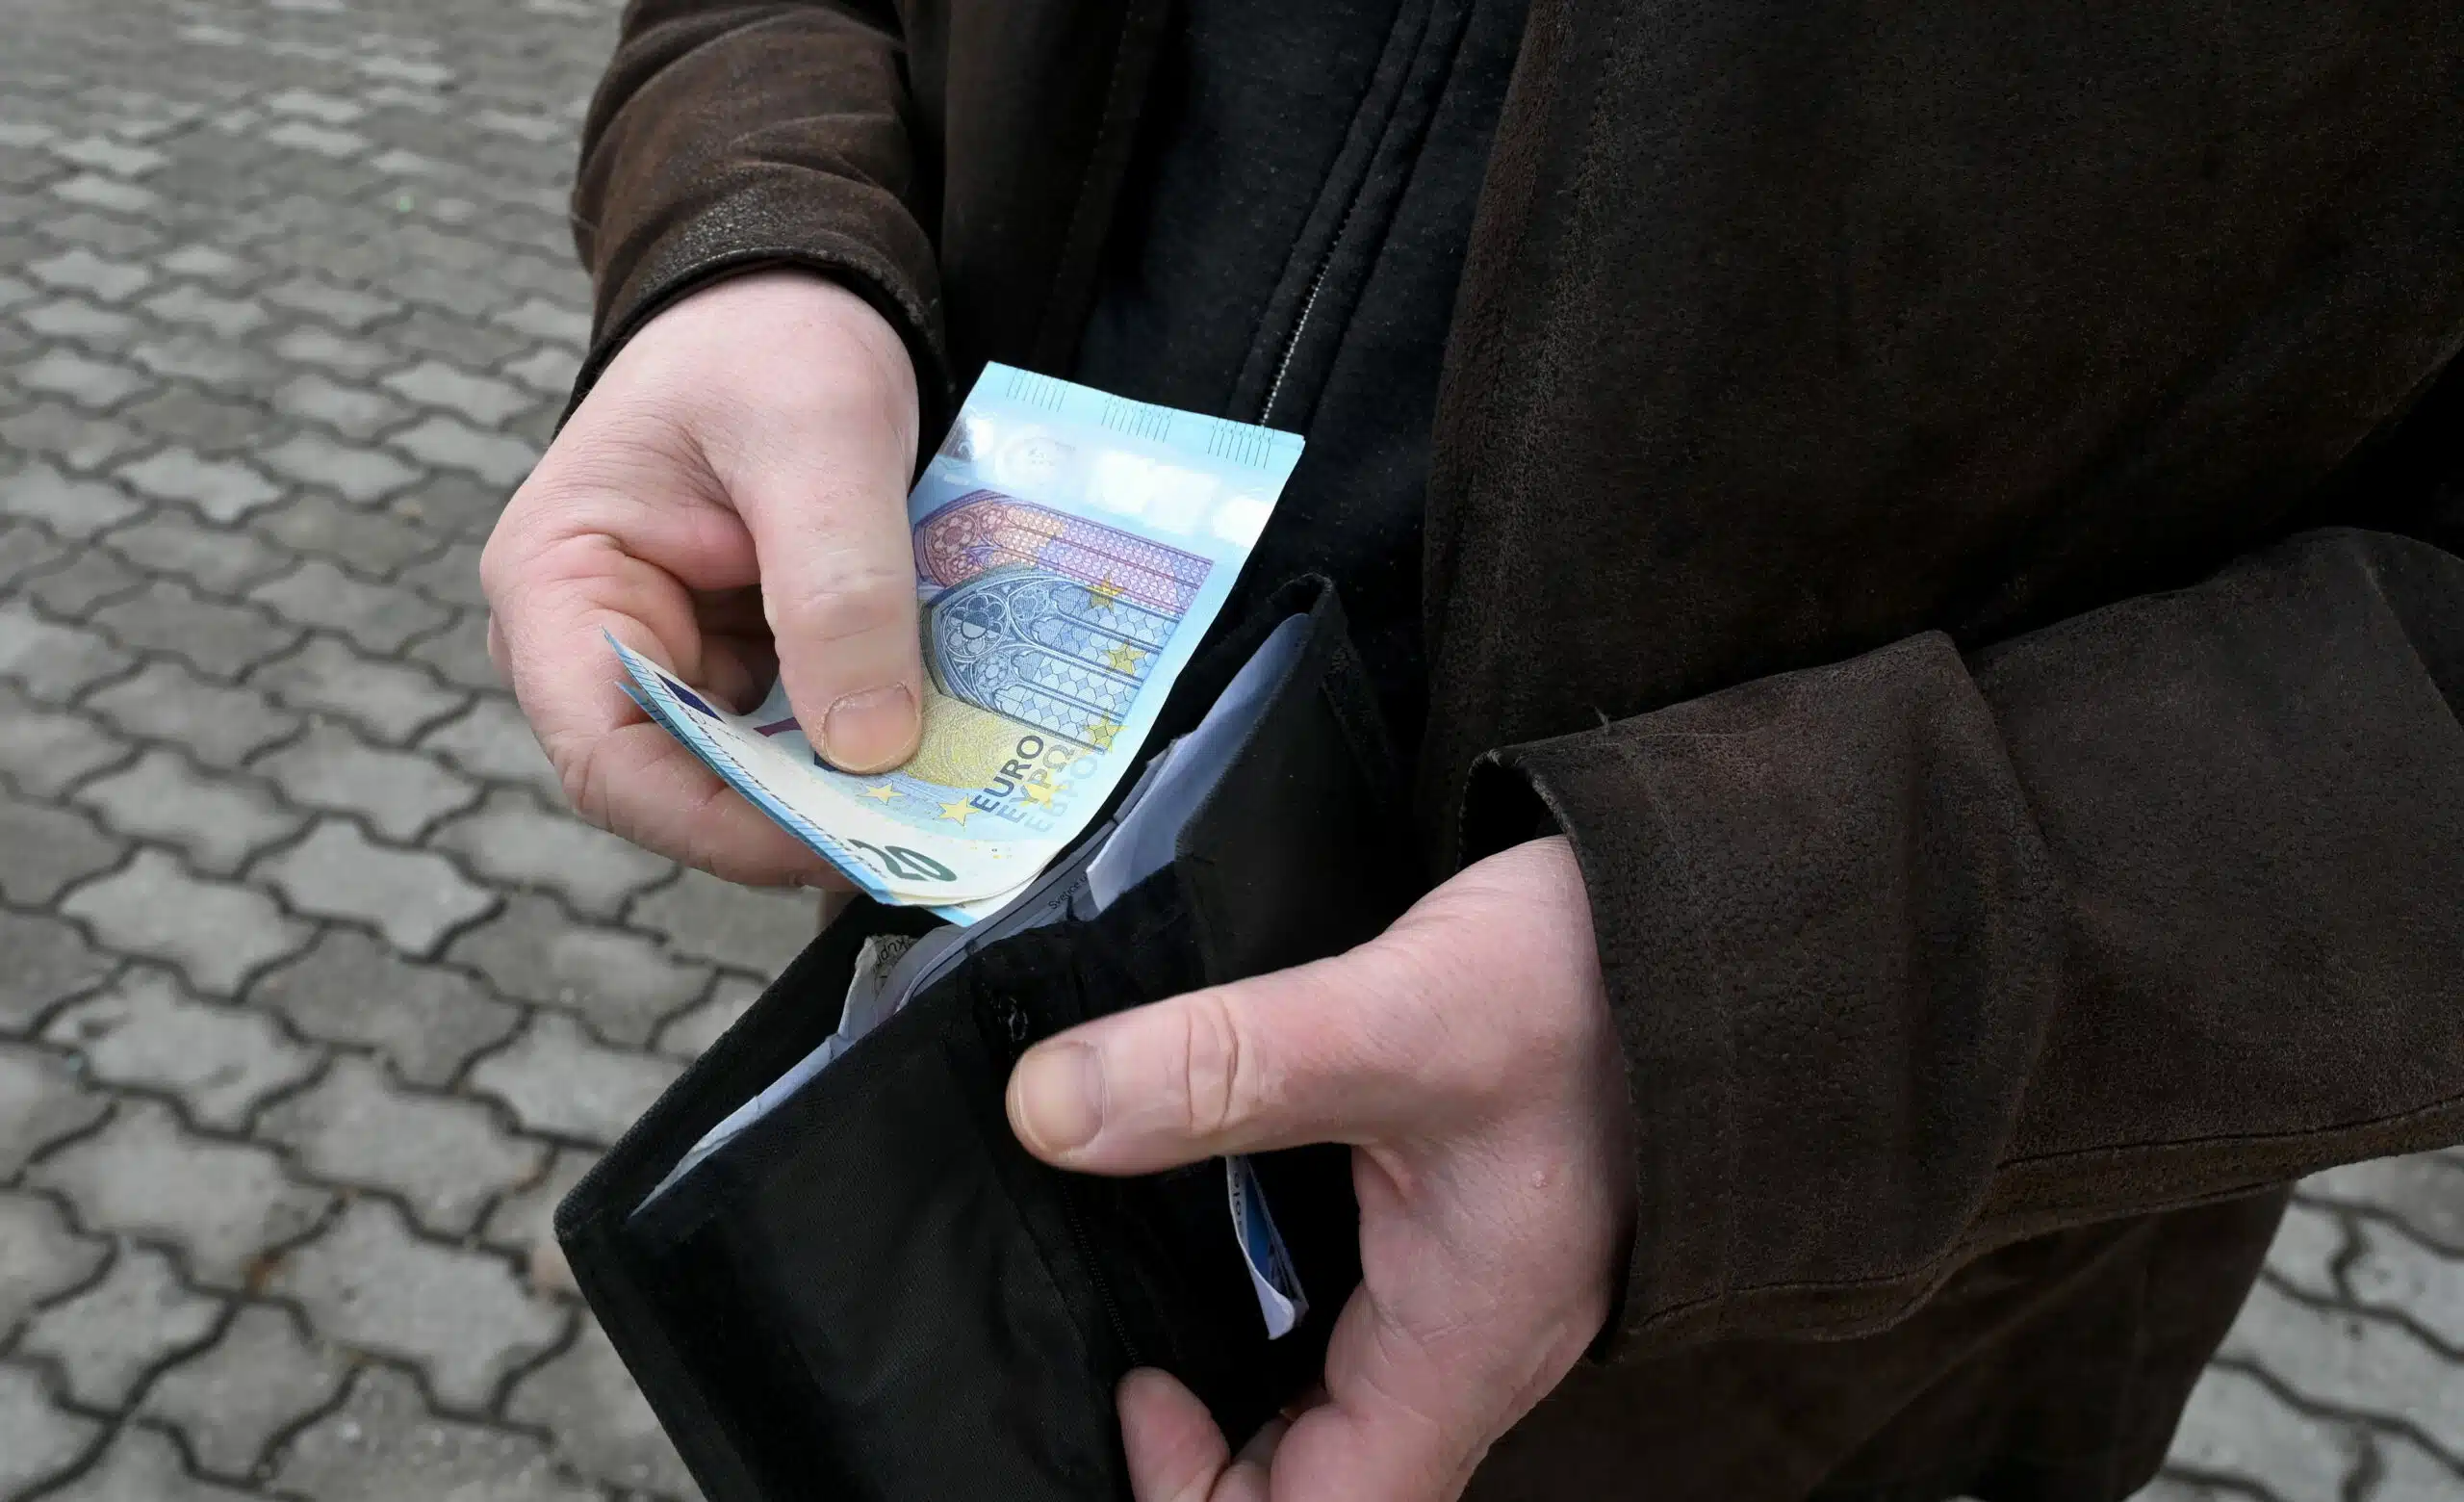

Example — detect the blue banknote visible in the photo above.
[615,363,1304,918]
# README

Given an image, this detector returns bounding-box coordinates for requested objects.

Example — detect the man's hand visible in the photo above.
[481,271,923,886]
[1005,836,1633,1502]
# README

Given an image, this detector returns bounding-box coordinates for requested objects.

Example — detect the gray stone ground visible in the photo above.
[0,0,2456,1498]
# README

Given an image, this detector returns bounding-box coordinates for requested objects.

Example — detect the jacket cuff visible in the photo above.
[563,171,954,461]
[1462,633,2065,1357]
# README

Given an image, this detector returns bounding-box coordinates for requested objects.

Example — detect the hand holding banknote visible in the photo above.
[481,271,925,887]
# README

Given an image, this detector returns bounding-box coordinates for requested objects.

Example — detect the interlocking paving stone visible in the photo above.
[62,849,310,996]
[88,578,299,679]
[265,89,366,126]
[0,1360,101,1498]
[451,892,712,1048]
[49,135,169,178]
[263,275,398,332]
[84,660,301,769]
[251,634,467,742]
[265,119,372,160]
[469,1013,682,1147]
[2165,1363,2365,1502]
[2220,1279,2464,1459]
[249,558,449,653]
[388,413,538,488]
[0,1043,108,1179]
[382,359,532,427]
[42,1424,266,1502]
[127,331,275,388]
[259,428,423,505]
[0,790,122,905]
[393,471,508,540]
[435,790,674,920]
[0,518,73,590]
[0,685,127,797]
[119,386,275,453]
[15,347,151,409]
[508,1317,696,1496]
[655,973,761,1061]
[156,243,251,284]
[19,296,142,346]
[252,722,478,841]
[269,1198,565,1410]
[2306,1156,2464,1256]
[270,372,408,441]
[40,210,164,261]
[479,1146,593,1261]
[73,748,302,875]
[44,969,320,1130]
[395,538,486,610]
[253,817,498,955]
[273,1366,599,1502]
[249,930,519,1089]
[0,402,145,473]
[25,247,151,302]
[101,510,284,594]
[0,911,114,1038]
[139,282,268,339]
[627,866,823,978]
[405,609,505,691]
[0,1192,107,1343]
[0,599,130,701]
[23,544,144,616]
[270,324,395,379]
[2262,1200,2347,1303]
[52,170,159,214]
[503,345,577,397]
[2376,1432,2464,1501]
[0,459,141,536]
[29,1101,332,1289]
[20,1244,224,1407]
[142,1302,352,1480]
[418,694,563,801]
[250,487,440,574]
[261,1056,546,1237]
[2344,1215,2464,1351]
[495,296,590,349]
[114,446,283,523]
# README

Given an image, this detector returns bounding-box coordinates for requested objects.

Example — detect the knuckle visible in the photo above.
[765,563,915,648]
[1174,990,1262,1140]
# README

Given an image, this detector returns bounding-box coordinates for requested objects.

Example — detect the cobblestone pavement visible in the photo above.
[0,1,2458,1499]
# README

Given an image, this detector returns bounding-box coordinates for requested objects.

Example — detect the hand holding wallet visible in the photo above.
[556,578,1424,1502]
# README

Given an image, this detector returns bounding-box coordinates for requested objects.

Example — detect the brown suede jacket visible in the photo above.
[568,2,2464,1497]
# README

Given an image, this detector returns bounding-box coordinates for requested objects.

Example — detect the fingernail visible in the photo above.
[1011,1043,1105,1155]
[821,685,917,771]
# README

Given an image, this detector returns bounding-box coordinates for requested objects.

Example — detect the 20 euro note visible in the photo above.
[614,362,1305,919]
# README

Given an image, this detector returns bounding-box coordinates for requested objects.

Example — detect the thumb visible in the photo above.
[1005,945,1418,1174]
[714,282,926,773]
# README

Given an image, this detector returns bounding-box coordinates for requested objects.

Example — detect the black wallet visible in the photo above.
[555,578,1424,1502]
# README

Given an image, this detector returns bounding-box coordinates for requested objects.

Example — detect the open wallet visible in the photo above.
[554,577,1425,1502]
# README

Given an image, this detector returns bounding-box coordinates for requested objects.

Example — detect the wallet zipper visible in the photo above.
[988,991,1147,1370]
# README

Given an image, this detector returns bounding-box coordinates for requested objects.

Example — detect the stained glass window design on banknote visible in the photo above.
[915,491,1210,754]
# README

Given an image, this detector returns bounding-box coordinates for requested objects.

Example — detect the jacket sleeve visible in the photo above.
[1467,508,2464,1356]
[567,0,948,423]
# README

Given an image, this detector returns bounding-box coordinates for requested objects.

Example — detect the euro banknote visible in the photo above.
[614,362,1305,920]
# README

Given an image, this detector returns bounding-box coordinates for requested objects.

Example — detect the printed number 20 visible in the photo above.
[847,841,959,884]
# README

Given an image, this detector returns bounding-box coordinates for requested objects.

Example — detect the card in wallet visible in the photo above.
[555,578,1425,1502]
